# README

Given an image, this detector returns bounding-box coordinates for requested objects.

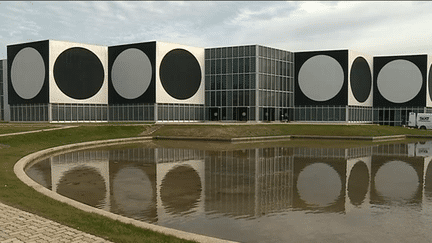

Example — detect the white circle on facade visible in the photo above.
[298,55,344,102]
[111,48,152,99]
[374,161,419,201]
[297,163,342,207]
[377,59,423,103]
[11,47,45,99]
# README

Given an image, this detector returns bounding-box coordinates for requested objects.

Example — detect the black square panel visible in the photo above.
[373,55,426,108]
[295,50,348,106]
[7,40,49,104]
[108,41,156,104]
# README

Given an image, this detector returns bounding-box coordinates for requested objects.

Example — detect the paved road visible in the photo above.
[0,202,112,243]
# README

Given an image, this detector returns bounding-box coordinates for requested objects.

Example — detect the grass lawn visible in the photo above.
[152,123,432,138]
[2,123,432,242]
[0,123,60,134]
[0,124,195,243]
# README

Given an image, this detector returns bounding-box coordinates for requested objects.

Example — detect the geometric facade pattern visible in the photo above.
[2,39,431,125]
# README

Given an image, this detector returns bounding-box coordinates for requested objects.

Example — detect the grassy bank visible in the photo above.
[0,124,194,243]
[2,123,432,243]
[152,123,432,138]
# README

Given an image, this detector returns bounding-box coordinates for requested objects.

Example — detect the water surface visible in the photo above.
[26,140,432,242]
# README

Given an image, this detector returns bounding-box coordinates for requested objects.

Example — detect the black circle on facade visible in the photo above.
[54,47,104,100]
[350,57,371,103]
[429,64,432,102]
[159,49,201,100]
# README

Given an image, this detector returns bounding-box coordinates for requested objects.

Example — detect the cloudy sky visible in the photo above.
[0,1,431,59]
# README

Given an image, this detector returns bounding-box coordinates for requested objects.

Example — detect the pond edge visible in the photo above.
[14,136,238,243]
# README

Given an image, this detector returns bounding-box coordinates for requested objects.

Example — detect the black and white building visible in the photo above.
[7,40,108,122]
[109,41,205,122]
[294,50,373,123]
[1,38,431,125]
[373,54,429,126]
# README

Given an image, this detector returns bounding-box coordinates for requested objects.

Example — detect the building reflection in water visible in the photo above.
[26,140,432,222]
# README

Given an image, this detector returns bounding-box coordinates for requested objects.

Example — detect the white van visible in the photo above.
[408,112,432,129]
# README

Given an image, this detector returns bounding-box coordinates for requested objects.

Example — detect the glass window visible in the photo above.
[211,76,215,90]
[133,106,138,121]
[233,46,239,58]
[71,105,77,121]
[222,59,227,73]
[216,75,221,90]
[250,57,256,73]
[239,58,244,73]
[227,59,233,73]
[205,76,210,90]
[138,105,144,121]
[233,91,238,106]
[222,75,227,90]
[244,91,249,106]
[227,75,233,90]
[205,91,210,106]
[259,58,263,73]
[222,91,226,106]
[271,60,276,75]
[211,60,216,74]
[190,106,195,121]
[92,106,98,121]
[244,74,249,89]
[233,58,238,73]
[169,105,175,121]
[276,61,281,76]
[239,46,244,57]
[227,47,233,58]
[250,73,256,89]
[53,105,59,122]
[221,48,227,58]
[216,48,221,59]
[210,91,215,106]
[216,59,221,74]
[179,106,185,120]
[267,59,271,74]
[244,57,250,73]
[233,74,239,89]
[58,105,64,121]
[250,90,256,106]
[227,90,233,106]
[78,106,84,121]
[205,49,210,59]
[216,91,221,106]
[205,60,211,75]
[210,48,215,59]
[244,46,250,56]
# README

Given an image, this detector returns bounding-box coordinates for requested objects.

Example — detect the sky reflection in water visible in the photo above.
[26,140,432,243]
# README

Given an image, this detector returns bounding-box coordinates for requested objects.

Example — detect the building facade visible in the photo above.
[108,41,205,122]
[205,45,294,122]
[294,50,373,123]
[7,40,108,122]
[1,39,431,125]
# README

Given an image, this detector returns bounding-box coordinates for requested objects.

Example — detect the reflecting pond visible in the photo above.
[26,140,432,242]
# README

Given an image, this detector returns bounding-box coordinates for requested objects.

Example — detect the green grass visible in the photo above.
[0,124,194,243]
[152,123,432,138]
[0,124,58,135]
[2,122,432,242]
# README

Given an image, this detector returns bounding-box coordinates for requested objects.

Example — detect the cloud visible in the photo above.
[1,1,432,59]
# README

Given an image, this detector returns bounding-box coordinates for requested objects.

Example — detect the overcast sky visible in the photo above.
[1,1,432,59]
